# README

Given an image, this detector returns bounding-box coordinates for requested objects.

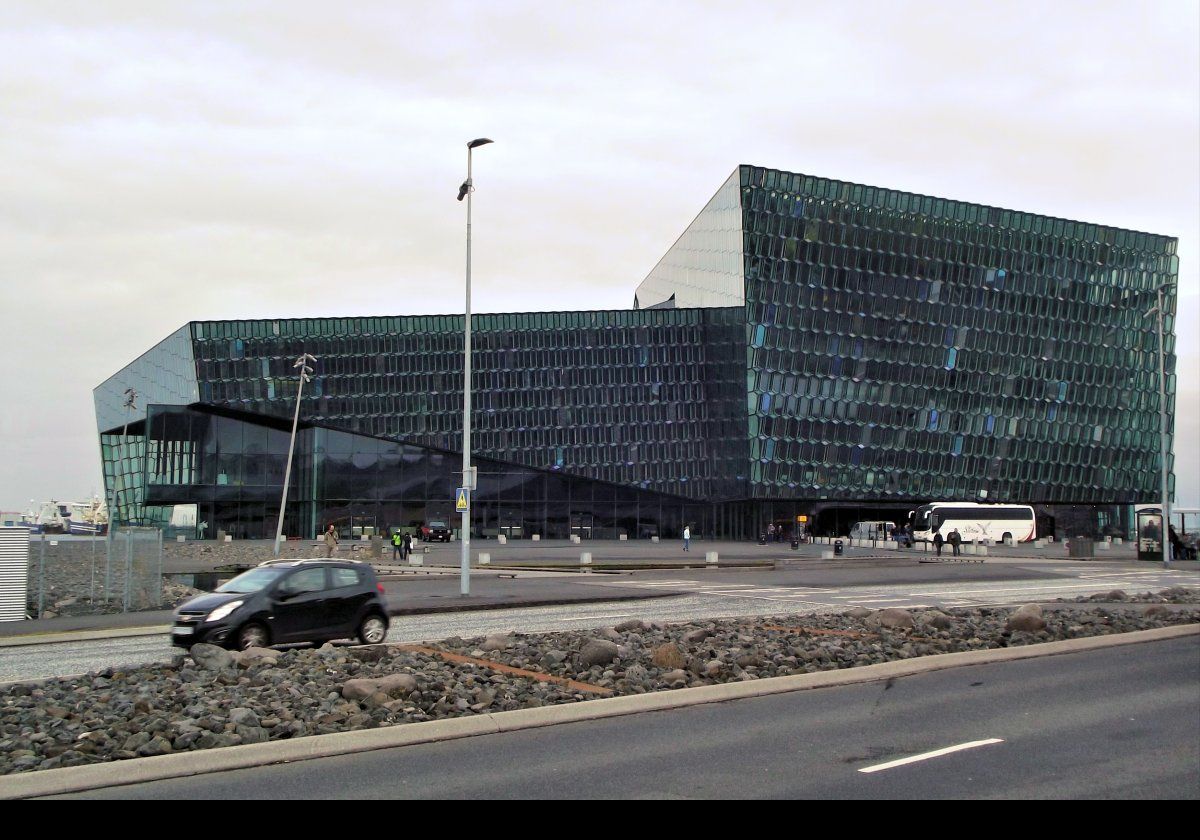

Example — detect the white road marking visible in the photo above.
[858,739,1005,773]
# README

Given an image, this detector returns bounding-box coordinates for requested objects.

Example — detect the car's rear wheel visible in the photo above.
[357,614,388,645]
[236,622,270,650]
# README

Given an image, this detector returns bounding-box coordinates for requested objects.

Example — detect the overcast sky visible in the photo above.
[1,0,1196,512]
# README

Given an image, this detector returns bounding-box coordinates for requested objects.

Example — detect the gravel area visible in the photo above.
[0,587,1196,776]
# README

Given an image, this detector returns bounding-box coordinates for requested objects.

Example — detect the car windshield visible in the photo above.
[428,521,447,528]
[217,567,287,594]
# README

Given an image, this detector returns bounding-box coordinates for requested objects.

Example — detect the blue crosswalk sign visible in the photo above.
[455,487,470,512]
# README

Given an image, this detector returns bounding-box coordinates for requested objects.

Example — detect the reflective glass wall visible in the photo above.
[738,165,1178,504]
[139,405,712,541]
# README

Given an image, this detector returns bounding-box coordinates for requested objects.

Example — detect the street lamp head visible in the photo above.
[467,138,493,149]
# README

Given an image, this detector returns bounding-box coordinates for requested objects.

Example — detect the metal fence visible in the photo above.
[28,528,164,618]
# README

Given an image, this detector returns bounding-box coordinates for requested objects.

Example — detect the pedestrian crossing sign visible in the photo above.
[455,487,470,512]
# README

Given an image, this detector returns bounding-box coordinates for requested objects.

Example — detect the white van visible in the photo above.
[849,521,894,541]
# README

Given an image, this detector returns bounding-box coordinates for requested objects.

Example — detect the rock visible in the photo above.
[236,648,280,668]
[578,639,619,668]
[190,644,235,672]
[661,669,689,687]
[136,736,173,757]
[846,607,873,620]
[873,609,915,630]
[598,627,623,643]
[481,634,514,652]
[614,620,646,633]
[651,643,687,670]
[683,628,712,644]
[1106,590,1128,601]
[1145,605,1170,617]
[1006,604,1047,633]
[229,708,261,727]
[341,674,417,701]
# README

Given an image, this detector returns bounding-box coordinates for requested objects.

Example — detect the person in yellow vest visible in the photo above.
[391,530,403,561]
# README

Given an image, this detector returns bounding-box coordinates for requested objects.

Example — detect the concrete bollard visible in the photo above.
[1112,537,1123,546]
[497,535,507,545]
[532,535,540,541]
[883,540,897,550]
[977,545,988,556]
[176,535,186,543]
[705,551,719,565]
[478,553,490,565]
[619,534,628,541]
[408,554,424,566]
[570,535,581,545]
[822,549,835,559]
[224,535,233,543]
[1034,539,1046,548]
[651,536,660,544]
[580,552,592,566]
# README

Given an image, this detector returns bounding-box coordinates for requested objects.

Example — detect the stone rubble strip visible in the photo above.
[0,623,1194,800]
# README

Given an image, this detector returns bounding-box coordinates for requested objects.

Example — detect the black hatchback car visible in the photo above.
[171,560,389,650]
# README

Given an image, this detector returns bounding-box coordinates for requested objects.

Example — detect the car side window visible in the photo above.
[331,568,360,588]
[280,567,327,595]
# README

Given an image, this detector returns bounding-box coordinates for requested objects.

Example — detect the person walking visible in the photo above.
[323,524,339,558]
[949,528,962,557]
[933,530,945,557]
[391,530,403,561]
[683,524,691,552]
[403,531,413,561]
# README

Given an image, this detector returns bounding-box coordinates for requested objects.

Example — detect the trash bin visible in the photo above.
[834,540,844,556]
[790,539,799,550]
[758,533,768,545]
[1068,537,1095,560]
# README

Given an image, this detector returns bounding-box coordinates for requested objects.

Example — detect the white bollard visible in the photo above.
[977,545,988,556]
[478,553,490,565]
[619,534,628,541]
[408,554,424,566]
[884,540,897,550]
[570,535,581,545]
[822,550,835,559]
[176,535,186,543]
[580,552,592,565]
[1034,539,1046,548]
[1112,537,1123,546]
[224,535,232,543]
[705,551,719,565]
[532,535,540,542]
[651,536,660,544]
[497,535,507,545]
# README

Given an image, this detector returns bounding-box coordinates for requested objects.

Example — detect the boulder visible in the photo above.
[341,674,418,701]
[873,609,915,630]
[235,647,280,668]
[1006,604,1047,633]
[614,619,647,633]
[190,643,235,672]
[481,634,513,652]
[651,643,687,670]
[845,607,873,620]
[661,669,689,687]
[578,639,620,668]
[683,628,713,644]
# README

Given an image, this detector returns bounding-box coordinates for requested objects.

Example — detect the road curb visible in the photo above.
[0,626,170,648]
[2,623,1195,799]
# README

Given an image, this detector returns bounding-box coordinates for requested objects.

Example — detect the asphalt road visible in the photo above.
[3,563,1197,684]
[50,636,1200,799]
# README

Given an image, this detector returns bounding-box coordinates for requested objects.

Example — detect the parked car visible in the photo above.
[421,519,452,542]
[170,559,389,650]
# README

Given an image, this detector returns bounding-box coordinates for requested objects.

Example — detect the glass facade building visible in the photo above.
[98,165,1178,540]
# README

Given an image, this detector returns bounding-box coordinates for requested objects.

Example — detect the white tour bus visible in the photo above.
[910,502,1036,544]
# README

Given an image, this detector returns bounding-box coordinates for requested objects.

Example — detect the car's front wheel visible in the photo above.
[236,622,270,650]
[357,613,388,645]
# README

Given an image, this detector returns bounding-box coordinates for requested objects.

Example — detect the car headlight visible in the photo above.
[205,600,244,623]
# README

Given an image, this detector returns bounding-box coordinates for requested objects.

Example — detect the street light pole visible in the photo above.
[457,137,493,596]
[274,353,316,557]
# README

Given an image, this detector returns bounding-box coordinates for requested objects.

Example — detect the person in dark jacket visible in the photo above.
[948,528,962,556]
[933,530,945,556]
[403,531,413,561]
